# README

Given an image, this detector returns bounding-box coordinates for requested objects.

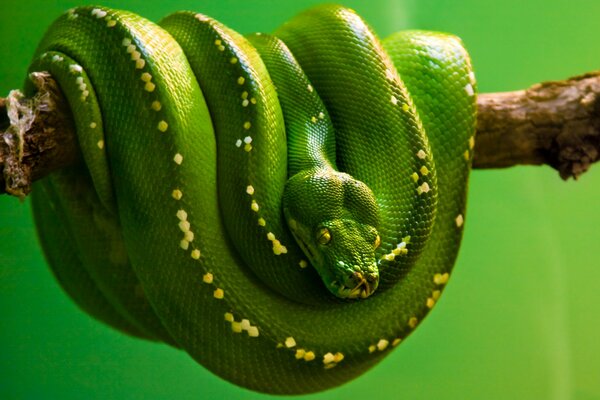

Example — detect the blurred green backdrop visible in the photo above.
[1,0,599,399]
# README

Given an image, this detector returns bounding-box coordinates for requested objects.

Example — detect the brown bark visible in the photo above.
[1,71,600,197]
[1,72,79,198]
[473,72,600,179]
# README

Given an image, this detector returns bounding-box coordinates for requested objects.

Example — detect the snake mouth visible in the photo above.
[332,272,378,299]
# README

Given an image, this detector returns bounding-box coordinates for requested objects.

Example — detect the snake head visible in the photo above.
[283,169,380,299]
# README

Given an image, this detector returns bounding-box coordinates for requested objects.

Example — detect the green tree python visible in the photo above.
[27,4,476,394]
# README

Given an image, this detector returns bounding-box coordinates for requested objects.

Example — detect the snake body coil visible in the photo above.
[28,5,476,394]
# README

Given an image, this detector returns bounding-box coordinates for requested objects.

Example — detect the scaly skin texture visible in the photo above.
[28,5,476,394]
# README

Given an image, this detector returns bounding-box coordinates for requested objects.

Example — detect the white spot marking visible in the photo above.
[69,64,82,74]
[465,83,474,97]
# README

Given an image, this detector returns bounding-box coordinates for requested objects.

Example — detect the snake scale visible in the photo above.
[27,4,476,394]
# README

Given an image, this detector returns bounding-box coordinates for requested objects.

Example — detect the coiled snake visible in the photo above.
[28,4,476,394]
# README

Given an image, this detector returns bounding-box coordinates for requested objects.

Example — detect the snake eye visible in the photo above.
[316,227,332,245]
[374,234,381,249]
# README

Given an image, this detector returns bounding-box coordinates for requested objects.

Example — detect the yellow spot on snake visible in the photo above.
[243,121,251,130]
[213,288,224,299]
[376,339,389,351]
[151,101,162,111]
[408,317,418,329]
[203,273,213,284]
[141,72,152,82]
[258,218,266,226]
[176,209,187,221]
[244,144,253,152]
[157,121,168,132]
[230,57,238,64]
[135,59,145,69]
[469,136,475,149]
[420,166,429,176]
[411,172,419,182]
[432,290,441,300]
[417,149,427,159]
[173,153,183,165]
[224,312,234,322]
[214,39,222,46]
[311,116,318,123]
[180,239,189,250]
[318,112,325,119]
[426,298,435,308]
[323,353,335,364]
[267,232,275,241]
[250,97,257,104]
[417,182,430,195]
[241,319,251,331]
[455,214,464,227]
[241,91,248,99]
[392,338,402,347]
[178,220,190,232]
[402,103,410,112]
[251,200,259,212]
[144,82,155,92]
[368,345,376,353]
[191,249,201,259]
[237,76,245,85]
[464,150,470,161]
[244,136,252,144]
[299,260,308,268]
[89,122,97,129]
[122,38,131,46]
[303,351,315,361]
[231,321,242,333]
[434,272,450,285]
[285,337,296,348]
[248,326,259,337]
[307,84,313,92]
[246,185,254,195]
[242,99,249,107]
[172,189,182,200]
[126,44,135,53]
[333,352,344,363]
[131,51,141,61]
[106,19,116,28]
[184,231,194,242]
[295,349,306,359]
[391,95,398,105]
[97,140,104,149]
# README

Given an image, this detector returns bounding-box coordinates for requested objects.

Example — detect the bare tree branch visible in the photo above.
[2,71,600,197]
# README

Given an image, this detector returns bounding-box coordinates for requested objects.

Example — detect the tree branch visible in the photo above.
[473,71,600,179]
[2,71,600,197]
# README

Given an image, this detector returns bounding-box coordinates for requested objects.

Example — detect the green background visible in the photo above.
[1,0,599,398]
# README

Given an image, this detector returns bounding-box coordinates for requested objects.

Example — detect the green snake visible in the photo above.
[27,4,476,394]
